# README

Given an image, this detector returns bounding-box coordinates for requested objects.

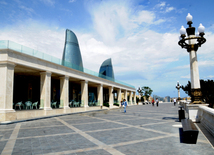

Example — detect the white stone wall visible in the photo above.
[198,106,214,137]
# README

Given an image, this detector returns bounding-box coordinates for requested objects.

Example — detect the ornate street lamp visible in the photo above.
[176,81,181,100]
[178,13,206,104]
[137,86,141,101]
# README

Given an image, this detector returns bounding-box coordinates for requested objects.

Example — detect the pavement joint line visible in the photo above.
[85,126,132,133]
[197,139,209,144]
[111,113,171,121]
[110,134,177,147]
[55,117,125,155]
[139,121,173,127]
[0,129,14,132]
[41,146,102,155]
[67,117,169,126]
[61,120,104,126]
[88,115,171,135]
[1,123,21,155]
[59,116,98,120]
[84,122,171,133]
[15,132,78,140]
[19,124,66,130]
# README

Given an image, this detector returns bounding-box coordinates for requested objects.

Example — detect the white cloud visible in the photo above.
[0,1,7,5]
[155,2,175,13]
[206,75,214,79]
[40,0,55,6]
[198,60,214,67]
[165,7,175,13]
[133,10,155,25]
[0,21,64,58]
[69,0,76,3]
[19,5,35,15]
[87,1,165,45]
[157,2,166,9]
[181,74,190,79]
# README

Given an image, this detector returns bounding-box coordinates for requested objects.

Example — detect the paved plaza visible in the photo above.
[0,103,213,155]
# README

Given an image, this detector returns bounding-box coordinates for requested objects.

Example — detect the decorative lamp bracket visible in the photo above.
[178,36,206,52]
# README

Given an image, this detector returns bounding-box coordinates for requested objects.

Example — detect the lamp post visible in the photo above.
[178,13,206,104]
[137,86,141,103]
[176,81,181,101]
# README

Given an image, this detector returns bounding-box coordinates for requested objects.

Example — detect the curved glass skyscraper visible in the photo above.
[62,29,83,71]
[99,58,115,79]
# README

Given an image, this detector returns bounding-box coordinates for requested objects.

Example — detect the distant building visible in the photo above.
[164,96,170,102]
[153,95,164,102]
[99,58,115,80]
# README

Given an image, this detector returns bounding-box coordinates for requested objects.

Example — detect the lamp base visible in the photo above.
[190,88,204,104]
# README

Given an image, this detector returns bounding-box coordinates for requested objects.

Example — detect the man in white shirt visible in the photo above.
[173,98,176,106]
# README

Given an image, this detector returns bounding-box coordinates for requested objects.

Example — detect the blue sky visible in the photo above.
[1,0,214,98]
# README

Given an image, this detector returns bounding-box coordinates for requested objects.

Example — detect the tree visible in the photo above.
[181,81,191,97]
[140,86,153,101]
[182,80,214,108]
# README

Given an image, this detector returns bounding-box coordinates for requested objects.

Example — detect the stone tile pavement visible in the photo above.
[0,103,213,155]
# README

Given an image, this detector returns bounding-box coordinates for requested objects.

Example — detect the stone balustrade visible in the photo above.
[198,106,214,137]
[179,100,191,112]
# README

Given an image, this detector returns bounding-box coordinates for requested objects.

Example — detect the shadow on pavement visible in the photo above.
[162,117,179,122]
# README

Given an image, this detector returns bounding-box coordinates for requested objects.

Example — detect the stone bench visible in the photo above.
[181,119,199,144]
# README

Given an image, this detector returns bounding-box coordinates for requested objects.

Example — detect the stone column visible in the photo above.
[97,84,103,107]
[133,92,136,105]
[117,88,121,106]
[124,90,127,102]
[129,92,132,105]
[40,71,52,110]
[0,62,15,112]
[188,33,202,103]
[60,76,69,109]
[178,88,180,99]
[109,86,114,108]
[81,80,88,108]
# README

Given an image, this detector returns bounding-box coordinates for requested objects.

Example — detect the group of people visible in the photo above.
[152,98,159,107]
[121,97,177,113]
[121,98,160,113]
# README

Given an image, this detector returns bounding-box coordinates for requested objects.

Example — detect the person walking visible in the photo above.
[173,98,176,106]
[156,98,159,107]
[152,99,154,106]
[122,99,128,113]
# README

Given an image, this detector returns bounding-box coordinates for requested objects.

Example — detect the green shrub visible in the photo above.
[114,103,119,106]
[103,103,109,107]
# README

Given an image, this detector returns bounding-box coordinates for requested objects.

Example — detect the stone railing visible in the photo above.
[198,106,214,137]
[179,100,191,112]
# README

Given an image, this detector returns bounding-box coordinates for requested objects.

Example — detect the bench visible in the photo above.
[181,119,199,144]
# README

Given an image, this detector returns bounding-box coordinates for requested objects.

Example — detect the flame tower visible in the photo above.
[62,29,83,71]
